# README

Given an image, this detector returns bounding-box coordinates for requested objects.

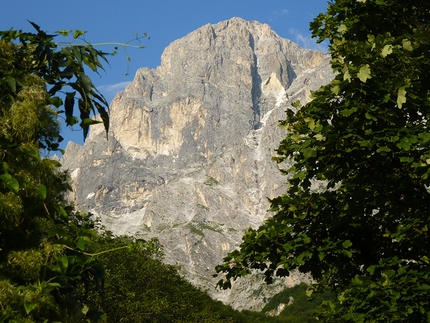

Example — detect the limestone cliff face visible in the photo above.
[62,18,333,310]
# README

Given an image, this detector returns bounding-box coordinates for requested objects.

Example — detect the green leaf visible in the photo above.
[381,44,393,57]
[302,147,315,158]
[0,174,19,194]
[397,86,407,108]
[304,117,315,130]
[376,146,391,153]
[358,64,371,82]
[58,255,69,273]
[314,133,325,141]
[343,67,351,82]
[331,84,340,95]
[291,100,301,108]
[57,29,69,37]
[65,91,75,119]
[341,107,357,117]
[49,96,63,108]
[397,139,411,151]
[66,117,79,128]
[352,275,362,285]
[81,304,89,315]
[24,302,37,315]
[73,30,86,39]
[402,39,413,51]
[5,76,16,93]
[80,118,102,127]
[76,236,86,251]
[399,156,414,163]
[342,240,352,248]
[79,74,93,92]
[38,185,47,199]
[338,24,347,33]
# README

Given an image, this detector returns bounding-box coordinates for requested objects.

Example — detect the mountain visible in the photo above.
[61,17,334,310]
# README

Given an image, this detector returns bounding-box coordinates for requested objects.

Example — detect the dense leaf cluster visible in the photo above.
[0,23,112,322]
[216,0,430,321]
[0,22,109,143]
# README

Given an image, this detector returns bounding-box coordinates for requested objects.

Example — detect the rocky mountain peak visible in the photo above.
[62,18,333,310]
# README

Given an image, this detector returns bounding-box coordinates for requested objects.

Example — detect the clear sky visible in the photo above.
[2,0,329,149]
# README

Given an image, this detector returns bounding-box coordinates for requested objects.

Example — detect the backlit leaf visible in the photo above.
[338,24,347,33]
[402,39,413,51]
[73,30,85,39]
[358,64,371,82]
[381,44,393,57]
[397,86,407,108]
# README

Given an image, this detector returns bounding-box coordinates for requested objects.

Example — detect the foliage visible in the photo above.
[0,22,114,322]
[261,283,333,323]
[216,0,430,321]
[0,22,110,143]
[83,235,273,323]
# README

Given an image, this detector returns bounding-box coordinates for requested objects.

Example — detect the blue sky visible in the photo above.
[2,0,329,149]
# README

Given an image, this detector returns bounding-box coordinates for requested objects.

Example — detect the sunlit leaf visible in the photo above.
[381,44,393,57]
[73,29,86,39]
[397,86,407,108]
[358,64,371,82]
[57,29,69,37]
[402,39,413,51]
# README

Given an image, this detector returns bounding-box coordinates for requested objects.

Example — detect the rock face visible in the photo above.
[61,18,334,310]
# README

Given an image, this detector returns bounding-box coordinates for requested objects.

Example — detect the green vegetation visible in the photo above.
[261,284,333,323]
[8,2,430,321]
[204,176,219,186]
[216,0,430,321]
[84,235,329,323]
[0,22,113,321]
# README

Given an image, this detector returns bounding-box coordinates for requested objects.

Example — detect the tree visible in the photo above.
[216,0,430,321]
[0,22,113,322]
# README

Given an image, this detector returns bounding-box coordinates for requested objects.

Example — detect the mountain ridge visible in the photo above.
[62,17,334,310]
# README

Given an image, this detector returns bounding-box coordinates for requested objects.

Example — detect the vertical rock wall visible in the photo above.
[62,17,334,310]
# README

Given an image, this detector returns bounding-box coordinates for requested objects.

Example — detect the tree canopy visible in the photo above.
[216,0,430,321]
[0,22,113,322]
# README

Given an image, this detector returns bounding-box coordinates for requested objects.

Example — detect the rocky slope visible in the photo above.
[61,17,334,310]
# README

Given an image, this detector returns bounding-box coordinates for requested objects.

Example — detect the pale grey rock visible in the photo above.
[62,17,334,310]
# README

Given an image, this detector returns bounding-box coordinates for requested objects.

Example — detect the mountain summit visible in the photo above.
[62,18,333,309]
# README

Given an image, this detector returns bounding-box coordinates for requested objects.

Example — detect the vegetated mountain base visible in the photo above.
[91,235,331,322]
[62,17,334,309]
